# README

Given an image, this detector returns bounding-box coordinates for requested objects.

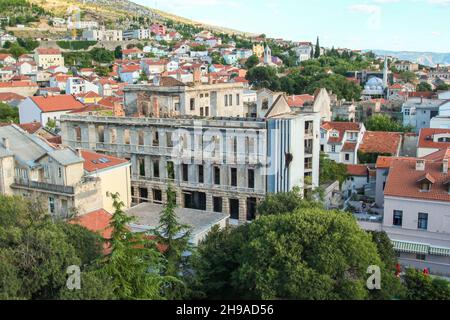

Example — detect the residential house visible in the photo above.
[34,48,64,69]
[320,122,366,165]
[342,164,369,199]
[122,48,145,60]
[0,54,17,66]
[119,65,141,84]
[18,95,85,127]
[417,128,450,157]
[0,92,25,107]
[0,80,39,97]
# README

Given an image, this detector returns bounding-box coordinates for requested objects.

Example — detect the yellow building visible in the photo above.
[34,48,65,69]
[253,43,265,58]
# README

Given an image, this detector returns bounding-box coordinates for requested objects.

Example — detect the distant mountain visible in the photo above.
[367,50,450,67]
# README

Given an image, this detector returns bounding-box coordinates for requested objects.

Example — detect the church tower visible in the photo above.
[264,45,272,65]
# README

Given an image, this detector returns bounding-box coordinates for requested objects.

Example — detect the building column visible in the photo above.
[238,196,247,223]
[206,193,213,212]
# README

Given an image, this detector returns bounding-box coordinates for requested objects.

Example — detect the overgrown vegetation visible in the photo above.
[56,41,97,51]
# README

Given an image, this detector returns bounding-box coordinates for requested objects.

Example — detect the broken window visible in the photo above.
[97,125,105,143]
[124,129,131,145]
[138,130,144,146]
[75,127,81,142]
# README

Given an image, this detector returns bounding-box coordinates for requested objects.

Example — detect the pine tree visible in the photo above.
[314,36,321,59]
[154,185,192,299]
[100,192,175,300]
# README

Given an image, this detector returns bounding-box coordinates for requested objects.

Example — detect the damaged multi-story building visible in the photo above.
[60,80,321,223]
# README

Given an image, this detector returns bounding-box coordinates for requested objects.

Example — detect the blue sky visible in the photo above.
[134,0,450,52]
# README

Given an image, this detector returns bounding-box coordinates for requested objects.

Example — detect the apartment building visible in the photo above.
[320,122,366,165]
[382,152,450,275]
[34,48,64,69]
[123,29,151,40]
[59,110,320,223]
[402,97,442,133]
[123,77,246,118]
[0,124,131,217]
[82,28,123,41]
[417,128,450,157]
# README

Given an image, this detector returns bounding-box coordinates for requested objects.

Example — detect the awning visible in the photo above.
[391,240,429,255]
[429,246,450,257]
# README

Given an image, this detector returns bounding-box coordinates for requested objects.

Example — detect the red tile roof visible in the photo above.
[0,92,25,102]
[122,48,143,54]
[36,48,61,55]
[359,131,402,155]
[18,122,42,134]
[287,94,315,107]
[384,158,450,202]
[346,164,368,176]
[30,95,84,112]
[0,54,14,61]
[418,128,450,150]
[75,91,101,99]
[0,81,38,88]
[81,150,129,173]
[97,96,122,108]
[70,209,113,240]
[321,122,361,144]
[342,142,357,152]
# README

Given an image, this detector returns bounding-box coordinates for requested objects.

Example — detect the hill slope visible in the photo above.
[28,0,256,36]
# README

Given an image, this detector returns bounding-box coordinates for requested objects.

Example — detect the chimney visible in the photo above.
[416,159,426,171]
[443,159,449,174]
[2,137,10,150]
[76,148,83,158]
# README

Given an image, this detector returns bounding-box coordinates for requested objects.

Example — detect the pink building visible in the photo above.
[151,24,166,36]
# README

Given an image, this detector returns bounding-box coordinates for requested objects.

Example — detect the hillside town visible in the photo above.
[0,0,449,302]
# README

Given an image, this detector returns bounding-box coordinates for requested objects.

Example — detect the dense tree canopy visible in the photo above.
[0,103,19,123]
[319,153,348,186]
[191,209,401,300]
[365,114,412,132]
[0,195,106,299]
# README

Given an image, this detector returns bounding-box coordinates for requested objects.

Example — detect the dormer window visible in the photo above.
[331,130,339,138]
[417,173,435,192]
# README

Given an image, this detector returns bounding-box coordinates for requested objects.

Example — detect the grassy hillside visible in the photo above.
[27,0,256,37]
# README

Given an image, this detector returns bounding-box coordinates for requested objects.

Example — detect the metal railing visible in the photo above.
[13,178,75,195]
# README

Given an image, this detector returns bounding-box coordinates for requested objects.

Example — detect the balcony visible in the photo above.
[13,178,75,195]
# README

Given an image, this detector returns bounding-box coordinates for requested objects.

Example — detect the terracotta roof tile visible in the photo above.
[384,158,450,202]
[81,150,129,173]
[346,164,368,176]
[359,131,402,155]
[30,95,84,112]
[418,128,450,150]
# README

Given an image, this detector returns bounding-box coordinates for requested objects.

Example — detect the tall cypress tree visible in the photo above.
[154,185,192,299]
[314,36,321,59]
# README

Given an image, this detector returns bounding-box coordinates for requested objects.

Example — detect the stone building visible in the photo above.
[59,109,320,223]
[123,77,247,118]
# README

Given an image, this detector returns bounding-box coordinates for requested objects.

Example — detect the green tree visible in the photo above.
[192,209,399,300]
[257,186,322,216]
[17,38,39,51]
[90,48,114,64]
[314,36,321,59]
[114,46,122,59]
[417,82,432,92]
[245,66,280,91]
[398,71,417,83]
[0,195,104,299]
[0,102,19,123]
[404,268,450,300]
[154,186,191,299]
[8,43,27,58]
[319,153,348,186]
[244,55,259,70]
[435,83,449,91]
[99,193,173,300]
[365,114,411,132]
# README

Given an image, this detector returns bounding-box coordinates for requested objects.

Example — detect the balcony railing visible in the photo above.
[13,178,75,195]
